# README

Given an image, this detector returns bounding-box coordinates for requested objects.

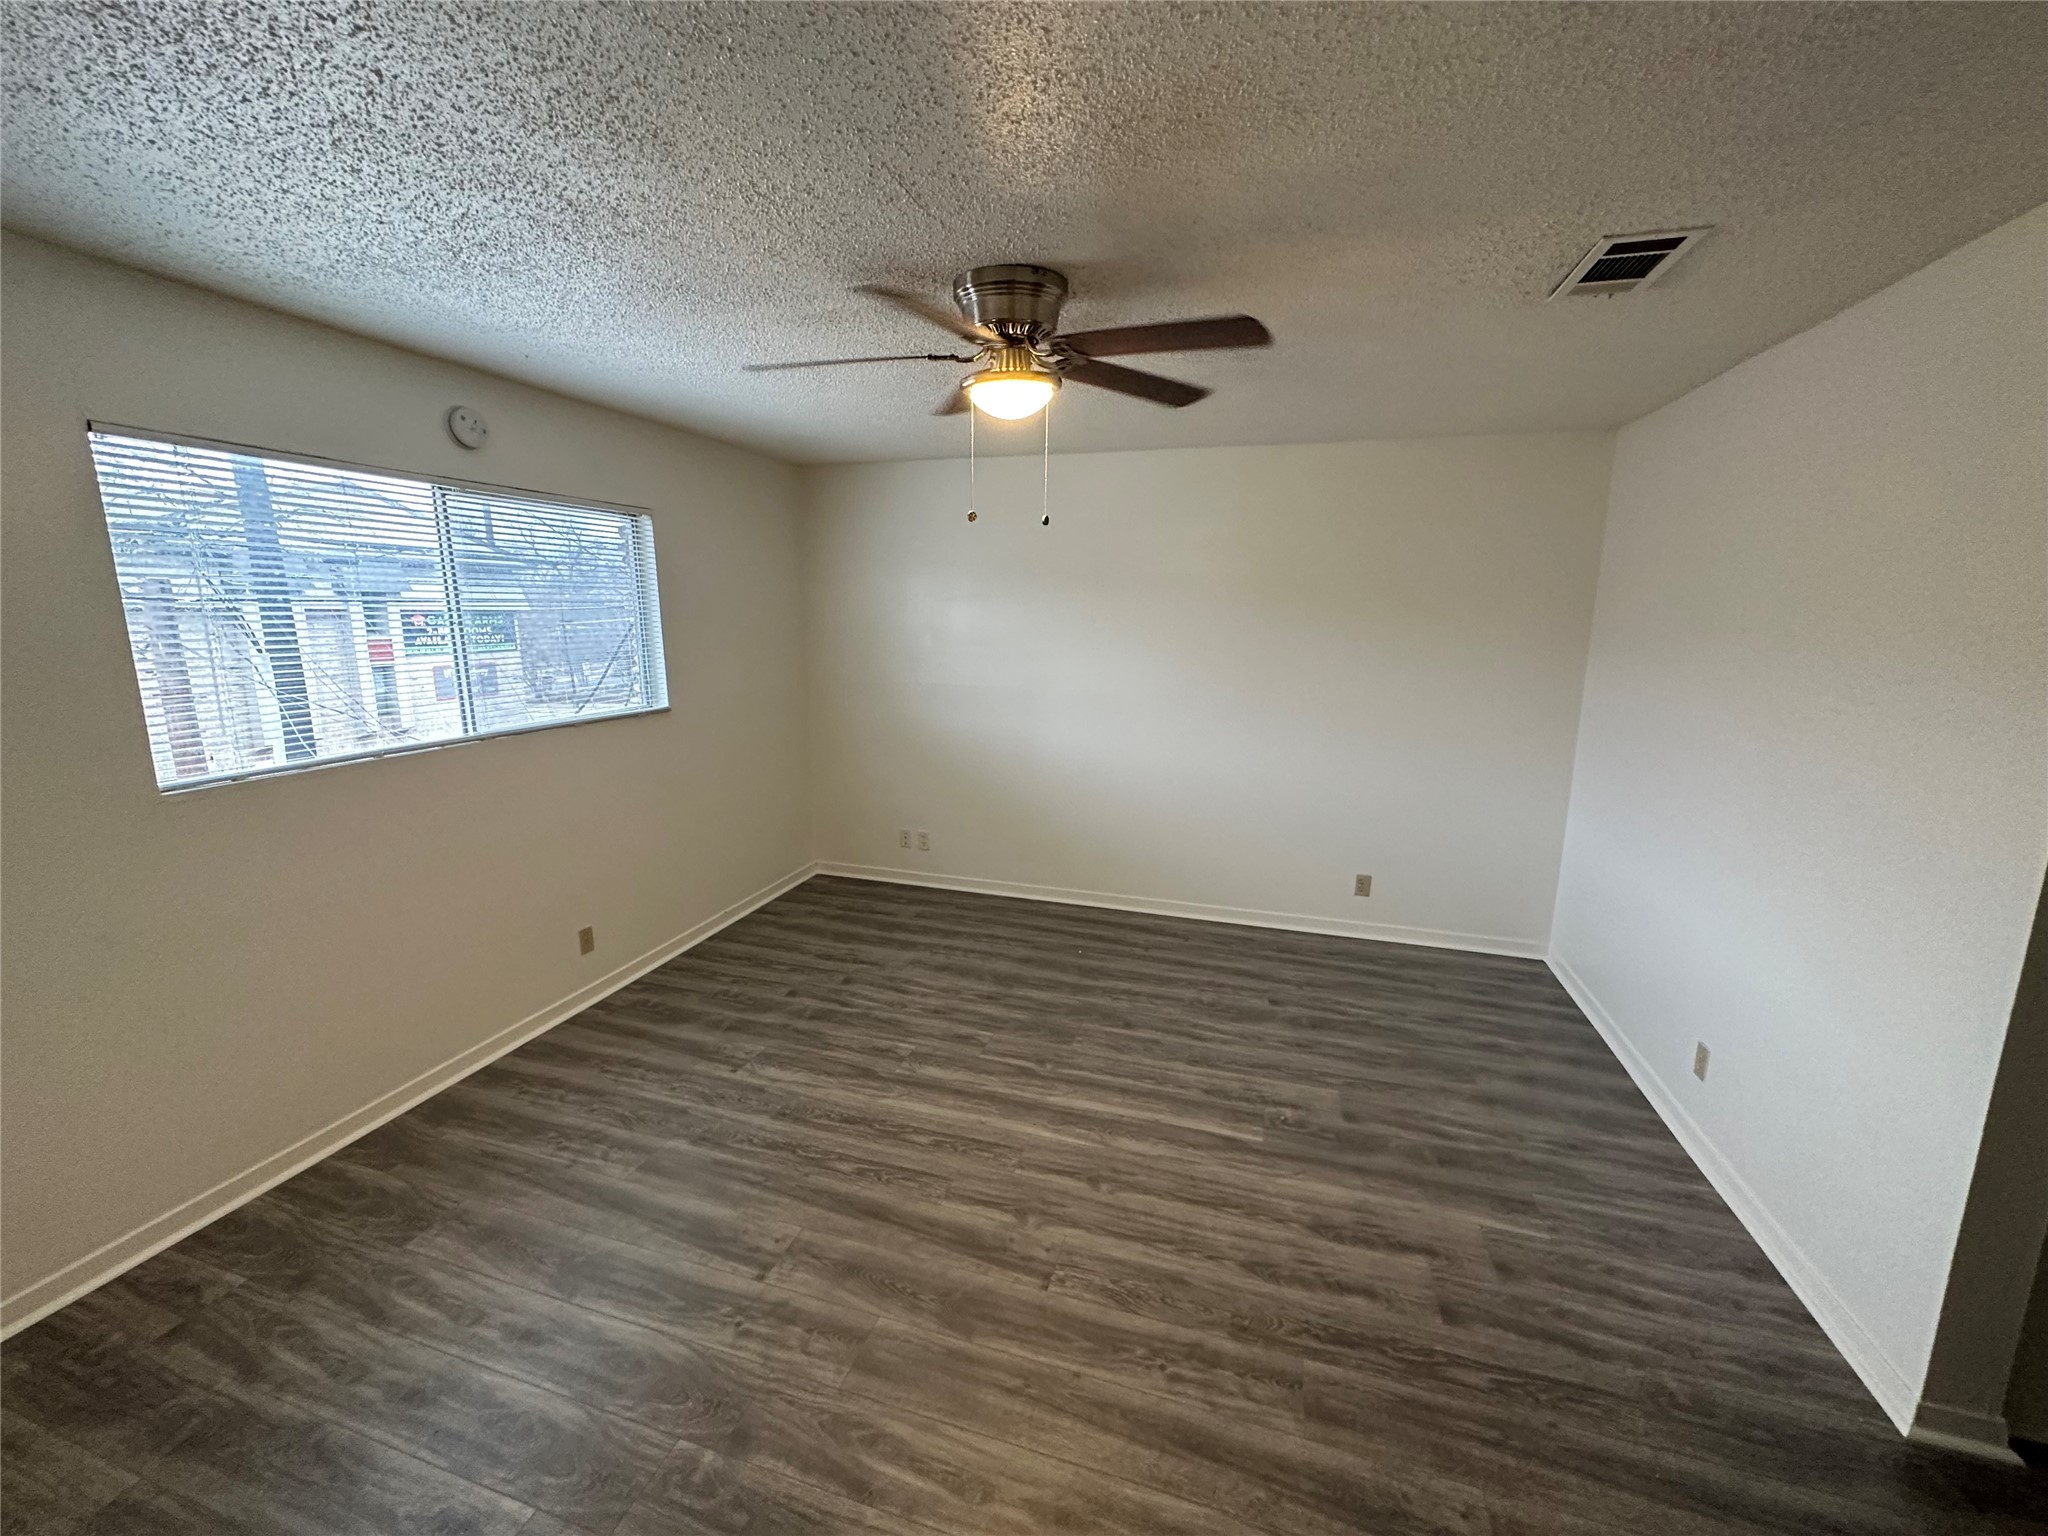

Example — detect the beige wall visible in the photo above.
[0,234,811,1312]
[802,434,1612,952]
[1550,204,2048,1430]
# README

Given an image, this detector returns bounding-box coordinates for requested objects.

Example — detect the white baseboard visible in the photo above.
[815,862,1546,959]
[1909,1401,2023,1465]
[0,861,819,1339]
[1546,948,1924,1438]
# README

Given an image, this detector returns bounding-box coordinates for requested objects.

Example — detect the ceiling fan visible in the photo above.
[745,264,1271,420]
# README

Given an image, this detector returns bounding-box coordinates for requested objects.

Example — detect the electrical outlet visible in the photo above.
[1693,1042,1710,1081]
[898,829,912,850]
[1354,874,1372,897]
[916,830,930,852]
[578,926,595,955]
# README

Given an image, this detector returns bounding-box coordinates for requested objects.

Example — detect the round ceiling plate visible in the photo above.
[952,265,1068,335]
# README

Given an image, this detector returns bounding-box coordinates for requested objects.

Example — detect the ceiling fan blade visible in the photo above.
[935,382,969,415]
[744,352,973,372]
[1062,356,1210,408]
[1059,314,1271,358]
[856,284,996,344]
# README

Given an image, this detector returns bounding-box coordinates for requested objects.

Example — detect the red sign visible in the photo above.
[366,638,395,664]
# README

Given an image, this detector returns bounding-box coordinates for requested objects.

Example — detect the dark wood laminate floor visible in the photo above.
[6,877,2045,1535]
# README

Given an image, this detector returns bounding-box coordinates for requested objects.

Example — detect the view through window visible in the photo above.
[87,429,668,789]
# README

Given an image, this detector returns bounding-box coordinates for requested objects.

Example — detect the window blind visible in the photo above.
[86,428,668,790]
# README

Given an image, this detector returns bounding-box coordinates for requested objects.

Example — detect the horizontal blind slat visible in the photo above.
[88,429,668,789]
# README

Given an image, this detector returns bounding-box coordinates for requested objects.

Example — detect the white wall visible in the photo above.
[0,234,811,1318]
[1550,205,2048,1429]
[803,435,1612,952]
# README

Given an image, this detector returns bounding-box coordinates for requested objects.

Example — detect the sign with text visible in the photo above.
[400,609,518,655]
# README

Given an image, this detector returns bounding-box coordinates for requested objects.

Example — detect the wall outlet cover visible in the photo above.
[1693,1042,1710,1081]
[578,926,596,955]
[1354,874,1372,897]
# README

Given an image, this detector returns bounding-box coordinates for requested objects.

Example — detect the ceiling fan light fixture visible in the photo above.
[965,347,1060,419]
[965,371,1058,420]
[745,270,1264,418]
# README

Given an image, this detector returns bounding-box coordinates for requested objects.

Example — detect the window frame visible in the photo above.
[87,421,671,795]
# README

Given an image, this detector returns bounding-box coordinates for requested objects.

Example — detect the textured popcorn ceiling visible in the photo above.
[5,2,2046,463]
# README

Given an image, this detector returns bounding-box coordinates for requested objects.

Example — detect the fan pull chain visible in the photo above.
[966,403,978,523]
[1040,400,1051,527]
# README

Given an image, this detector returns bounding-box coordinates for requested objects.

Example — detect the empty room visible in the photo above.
[3,3,2046,1533]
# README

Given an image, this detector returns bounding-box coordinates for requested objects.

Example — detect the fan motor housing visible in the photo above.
[953,264,1068,338]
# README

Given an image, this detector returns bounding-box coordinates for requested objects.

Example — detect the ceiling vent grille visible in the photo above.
[1550,228,1710,298]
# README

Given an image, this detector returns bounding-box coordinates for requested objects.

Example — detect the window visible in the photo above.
[86,427,668,790]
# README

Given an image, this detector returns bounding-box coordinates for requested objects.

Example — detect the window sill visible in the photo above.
[154,704,672,796]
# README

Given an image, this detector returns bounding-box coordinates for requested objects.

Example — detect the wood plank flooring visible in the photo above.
[6,875,2045,1534]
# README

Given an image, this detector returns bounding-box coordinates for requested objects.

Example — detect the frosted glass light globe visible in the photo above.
[965,371,1059,420]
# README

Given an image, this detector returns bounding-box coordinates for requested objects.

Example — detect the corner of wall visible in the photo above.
[1543,205,2048,1448]
[791,460,831,869]
[1542,426,1623,957]
[1544,948,1924,1433]
[1915,860,2048,1456]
